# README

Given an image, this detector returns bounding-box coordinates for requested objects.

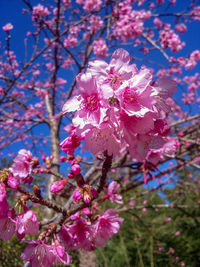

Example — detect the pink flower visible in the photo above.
[190,6,200,21]
[115,67,155,116]
[73,188,82,202]
[58,224,76,250]
[63,36,77,48]
[88,48,136,98]
[82,207,90,216]
[0,182,6,202]
[112,2,150,41]
[63,72,106,127]
[159,25,185,52]
[175,23,187,34]
[84,122,121,156]
[0,210,15,241]
[89,15,103,32]
[65,218,94,251]
[7,173,19,189]
[93,39,108,58]
[127,134,165,161]
[106,181,123,204]
[152,77,177,113]
[21,240,55,267]
[70,211,80,221]
[50,179,67,193]
[10,149,33,180]
[2,23,13,32]
[82,185,98,204]
[60,132,81,156]
[82,0,102,12]
[62,49,176,161]
[71,163,81,175]
[52,240,72,266]
[15,209,39,239]
[0,200,9,219]
[162,138,180,155]
[73,185,98,203]
[93,209,123,247]
[32,4,50,21]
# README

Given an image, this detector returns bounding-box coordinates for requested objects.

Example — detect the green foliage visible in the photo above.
[96,175,200,267]
[0,236,26,267]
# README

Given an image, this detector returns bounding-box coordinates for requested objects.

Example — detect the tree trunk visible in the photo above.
[79,250,97,267]
[45,119,61,218]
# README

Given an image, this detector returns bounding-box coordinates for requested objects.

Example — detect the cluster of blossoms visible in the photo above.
[62,49,176,161]
[76,0,102,12]
[112,1,151,41]
[159,24,185,52]
[0,147,124,266]
[32,4,50,22]
[59,208,123,250]
[93,39,108,58]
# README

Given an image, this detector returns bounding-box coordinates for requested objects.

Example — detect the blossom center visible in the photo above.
[83,95,99,111]
[124,87,138,104]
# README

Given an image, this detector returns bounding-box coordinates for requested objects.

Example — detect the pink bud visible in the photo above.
[71,164,81,175]
[50,179,67,193]
[7,174,19,190]
[67,173,73,179]
[82,207,90,216]
[59,156,67,162]
[73,188,82,202]
[70,211,80,220]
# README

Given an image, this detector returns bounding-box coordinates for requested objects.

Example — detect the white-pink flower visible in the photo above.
[106,181,123,204]
[2,23,13,32]
[10,149,33,180]
[15,208,39,239]
[93,209,123,247]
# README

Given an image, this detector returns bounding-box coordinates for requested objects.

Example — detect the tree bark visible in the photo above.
[45,118,61,218]
[79,250,97,267]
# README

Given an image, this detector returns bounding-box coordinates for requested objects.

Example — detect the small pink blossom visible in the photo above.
[10,149,33,180]
[73,188,82,202]
[60,132,81,156]
[21,240,55,267]
[70,211,80,221]
[32,4,50,21]
[0,200,9,219]
[71,163,81,175]
[175,23,187,34]
[0,183,6,202]
[82,0,102,12]
[106,181,123,204]
[93,209,123,247]
[175,231,180,236]
[93,39,108,58]
[159,25,185,52]
[52,240,72,266]
[50,179,67,193]
[62,218,94,251]
[7,173,19,189]
[0,210,15,241]
[15,209,39,239]
[73,185,98,204]
[2,23,13,32]
[84,122,121,156]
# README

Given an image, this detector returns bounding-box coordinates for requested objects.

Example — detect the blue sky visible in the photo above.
[0,0,199,170]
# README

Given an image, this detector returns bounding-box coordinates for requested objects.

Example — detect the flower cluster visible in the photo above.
[62,49,176,161]
[159,24,185,52]
[59,209,123,251]
[112,1,151,41]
